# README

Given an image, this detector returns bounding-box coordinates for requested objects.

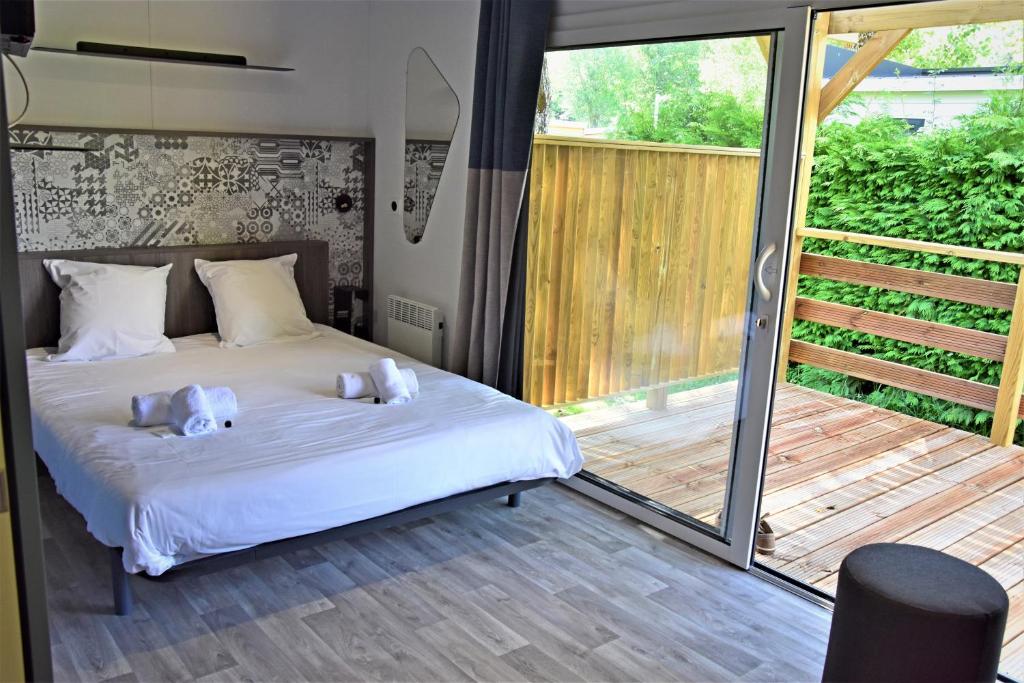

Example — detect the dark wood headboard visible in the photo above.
[19,240,330,349]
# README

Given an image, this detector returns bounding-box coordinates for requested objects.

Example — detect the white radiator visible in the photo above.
[386,295,444,367]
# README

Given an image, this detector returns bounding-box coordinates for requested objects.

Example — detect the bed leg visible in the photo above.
[507,492,521,508]
[110,547,133,616]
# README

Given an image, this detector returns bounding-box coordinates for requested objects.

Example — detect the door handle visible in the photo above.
[755,243,777,302]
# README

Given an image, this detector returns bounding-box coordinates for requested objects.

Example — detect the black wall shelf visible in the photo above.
[31,46,293,72]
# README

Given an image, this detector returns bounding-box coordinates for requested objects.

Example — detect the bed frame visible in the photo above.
[19,240,552,615]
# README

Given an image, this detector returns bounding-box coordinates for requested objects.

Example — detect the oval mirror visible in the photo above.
[404,47,460,244]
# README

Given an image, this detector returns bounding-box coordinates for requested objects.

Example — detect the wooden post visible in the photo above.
[817,29,911,123]
[777,12,830,378]
[990,268,1024,446]
[755,35,772,62]
[829,0,1024,34]
[646,386,669,411]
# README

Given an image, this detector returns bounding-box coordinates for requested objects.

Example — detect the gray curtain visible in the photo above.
[450,0,553,393]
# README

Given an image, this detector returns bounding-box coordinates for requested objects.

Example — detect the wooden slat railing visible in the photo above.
[799,253,1019,310]
[523,135,761,407]
[788,340,1007,414]
[793,297,1008,361]
[783,230,1024,446]
[797,227,1024,266]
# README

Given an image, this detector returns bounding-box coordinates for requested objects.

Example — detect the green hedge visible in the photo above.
[787,94,1024,444]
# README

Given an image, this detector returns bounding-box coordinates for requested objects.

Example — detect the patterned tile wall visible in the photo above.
[403,141,449,244]
[10,128,372,310]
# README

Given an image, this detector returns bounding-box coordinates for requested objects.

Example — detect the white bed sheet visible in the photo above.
[28,325,583,575]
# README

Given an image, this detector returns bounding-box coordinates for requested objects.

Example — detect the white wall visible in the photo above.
[4,0,480,364]
[366,0,478,363]
[4,0,372,136]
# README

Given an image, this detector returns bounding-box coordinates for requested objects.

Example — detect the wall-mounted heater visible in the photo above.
[386,295,443,368]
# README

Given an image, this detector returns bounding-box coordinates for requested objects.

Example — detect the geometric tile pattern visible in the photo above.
[10,128,371,310]
[403,141,449,244]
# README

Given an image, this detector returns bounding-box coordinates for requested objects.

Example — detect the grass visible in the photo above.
[548,371,739,418]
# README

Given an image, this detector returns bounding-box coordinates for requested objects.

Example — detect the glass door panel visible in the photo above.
[525,11,810,565]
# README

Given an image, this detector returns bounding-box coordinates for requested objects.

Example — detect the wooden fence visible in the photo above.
[523,135,761,407]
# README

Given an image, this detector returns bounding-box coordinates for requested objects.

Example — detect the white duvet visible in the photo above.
[27,325,583,575]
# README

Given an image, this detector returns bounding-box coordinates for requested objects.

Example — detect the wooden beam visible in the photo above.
[800,253,1019,310]
[830,0,1024,34]
[798,227,1024,266]
[990,268,1024,446]
[755,35,772,61]
[818,29,910,123]
[778,12,831,376]
[789,340,1003,414]
[794,296,1008,361]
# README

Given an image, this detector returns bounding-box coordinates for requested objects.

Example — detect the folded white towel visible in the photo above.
[132,386,238,427]
[336,372,374,400]
[170,384,217,436]
[336,369,419,399]
[368,358,412,405]
[131,392,172,427]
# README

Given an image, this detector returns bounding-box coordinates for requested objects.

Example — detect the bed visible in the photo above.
[21,241,583,614]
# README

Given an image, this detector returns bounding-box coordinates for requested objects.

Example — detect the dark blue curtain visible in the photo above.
[450,0,553,397]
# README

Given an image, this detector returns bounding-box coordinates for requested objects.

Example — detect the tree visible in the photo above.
[885,21,1024,71]
[547,40,767,148]
[562,47,638,128]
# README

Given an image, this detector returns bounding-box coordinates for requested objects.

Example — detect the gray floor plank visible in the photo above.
[200,605,306,683]
[40,477,830,681]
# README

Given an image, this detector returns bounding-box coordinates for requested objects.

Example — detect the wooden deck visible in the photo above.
[558,381,1024,677]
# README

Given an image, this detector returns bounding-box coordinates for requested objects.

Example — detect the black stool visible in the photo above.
[823,543,1008,683]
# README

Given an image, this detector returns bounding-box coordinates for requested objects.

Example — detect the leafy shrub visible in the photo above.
[616,90,765,148]
[788,93,1024,443]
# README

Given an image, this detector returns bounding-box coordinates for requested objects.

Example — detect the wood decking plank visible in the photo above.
[562,380,736,437]
[572,383,836,483]
[763,416,939,492]
[1002,632,1024,683]
[811,497,1024,596]
[940,509,1024,574]
[778,453,1024,584]
[766,403,890,454]
[659,407,913,520]
[765,434,994,545]
[762,427,966,520]
[634,401,895,518]
[900,485,1024,562]
[577,401,740,479]
[977,539,1024,590]
[1005,581,1024,644]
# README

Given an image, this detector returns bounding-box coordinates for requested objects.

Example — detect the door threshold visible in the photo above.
[750,563,834,611]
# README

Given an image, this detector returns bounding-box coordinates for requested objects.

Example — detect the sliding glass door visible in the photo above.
[754,7,1024,678]
[526,8,811,566]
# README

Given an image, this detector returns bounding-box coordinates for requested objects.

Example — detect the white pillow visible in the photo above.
[43,259,175,362]
[194,253,317,347]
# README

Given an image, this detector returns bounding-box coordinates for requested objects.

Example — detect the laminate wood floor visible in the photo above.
[39,476,831,682]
